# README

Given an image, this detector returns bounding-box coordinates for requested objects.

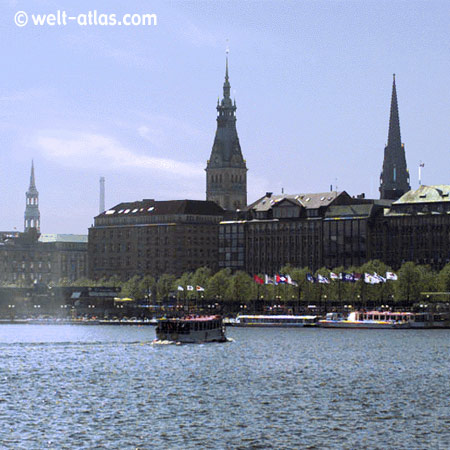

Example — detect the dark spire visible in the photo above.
[206,55,247,210]
[379,75,410,200]
[387,74,401,148]
[223,56,231,102]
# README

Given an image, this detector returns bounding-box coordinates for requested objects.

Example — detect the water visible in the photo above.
[0,325,449,449]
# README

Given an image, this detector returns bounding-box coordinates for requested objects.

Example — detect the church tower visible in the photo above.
[24,160,40,233]
[206,56,247,210]
[379,74,410,200]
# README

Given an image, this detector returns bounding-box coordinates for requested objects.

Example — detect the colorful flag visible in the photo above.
[364,273,375,284]
[265,275,275,285]
[253,275,264,285]
[187,285,194,291]
[306,273,316,283]
[287,275,298,286]
[341,273,355,282]
[386,272,398,281]
[330,272,339,281]
[276,274,288,284]
[317,274,330,284]
[196,285,205,291]
[353,273,362,281]
[177,286,184,291]
[374,273,386,283]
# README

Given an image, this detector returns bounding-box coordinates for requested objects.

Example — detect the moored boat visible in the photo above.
[318,311,412,329]
[236,314,318,327]
[154,315,227,343]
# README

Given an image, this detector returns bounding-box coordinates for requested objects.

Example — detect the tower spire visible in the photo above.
[379,75,410,200]
[206,54,247,211]
[30,159,36,189]
[24,160,40,233]
[387,73,401,148]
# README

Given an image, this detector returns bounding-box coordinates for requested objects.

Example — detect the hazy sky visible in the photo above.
[1,0,449,234]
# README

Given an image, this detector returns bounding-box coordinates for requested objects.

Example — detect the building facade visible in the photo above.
[88,199,224,280]
[206,58,247,210]
[0,231,88,285]
[371,185,450,269]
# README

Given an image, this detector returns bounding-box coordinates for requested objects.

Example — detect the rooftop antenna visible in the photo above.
[99,176,105,213]
[419,162,424,186]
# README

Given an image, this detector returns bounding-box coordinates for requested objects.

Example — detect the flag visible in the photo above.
[287,275,298,286]
[317,274,330,284]
[265,275,275,285]
[187,285,194,291]
[374,273,386,283]
[341,273,355,282]
[177,286,184,291]
[253,275,264,285]
[353,273,362,281]
[364,273,375,284]
[276,274,288,284]
[419,162,425,168]
[386,272,398,281]
[306,273,316,283]
[330,272,339,281]
[196,285,205,291]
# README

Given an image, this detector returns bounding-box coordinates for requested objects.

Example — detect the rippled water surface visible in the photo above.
[0,325,449,449]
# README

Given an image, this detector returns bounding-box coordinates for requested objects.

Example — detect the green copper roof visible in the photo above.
[393,185,450,204]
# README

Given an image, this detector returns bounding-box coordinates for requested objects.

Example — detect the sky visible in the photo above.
[1,0,449,234]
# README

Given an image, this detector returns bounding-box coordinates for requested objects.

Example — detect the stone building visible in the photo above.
[88,199,224,280]
[219,191,358,274]
[379,75,410,200]
[371,185,450,269]
[0,231,88,285]
[206,57,247,210]
[0,163,88,286]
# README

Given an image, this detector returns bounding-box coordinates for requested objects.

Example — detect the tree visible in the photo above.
[156,274,176,304]
[207,268,231,302]
[395,262,421,305]
[225,271,252,306]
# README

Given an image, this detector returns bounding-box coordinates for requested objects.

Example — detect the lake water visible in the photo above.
[0,325,449,449]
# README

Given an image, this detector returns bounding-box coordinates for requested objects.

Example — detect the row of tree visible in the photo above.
[55,260,450,308]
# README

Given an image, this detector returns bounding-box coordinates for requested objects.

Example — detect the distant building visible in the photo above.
[88,199,224,280]
[0,232,88,285]
[206,57,247,210]
[0,164,88,286]
[371,185,450,269]
[219,191,358,274]
[379,75,410,200]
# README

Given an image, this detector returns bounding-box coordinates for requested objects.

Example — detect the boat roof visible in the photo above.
[238,315,317,319]
[160,315,221,322]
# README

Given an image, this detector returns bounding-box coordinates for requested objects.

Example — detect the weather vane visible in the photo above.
[226,39,230,55]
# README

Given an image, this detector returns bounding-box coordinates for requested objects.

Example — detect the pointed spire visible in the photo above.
[387,73,401,148]
[223,55,231,99]
[29,160,36,189]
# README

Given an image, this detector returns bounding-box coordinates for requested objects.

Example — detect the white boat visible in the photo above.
[318,311,412,329]
[154,315,227,343]
[236,314,318,327]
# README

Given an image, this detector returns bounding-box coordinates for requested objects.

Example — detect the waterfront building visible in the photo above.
[371,185,450,269]
[206,57,247,210]
[379,75,410,200]
[88,199,224,280]
[219,191,359,274]
[0,232,88,285]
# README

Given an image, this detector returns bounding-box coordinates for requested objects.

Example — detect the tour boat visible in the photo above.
[236,314,318,327]
[154,315,227,343]
[318,311,412,329]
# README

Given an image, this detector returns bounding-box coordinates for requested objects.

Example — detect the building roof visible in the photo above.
[393,185,450,204]
[250,191,347,212]
[38,234,88,243]
[98,199,224,219]
[324,204,376,219]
